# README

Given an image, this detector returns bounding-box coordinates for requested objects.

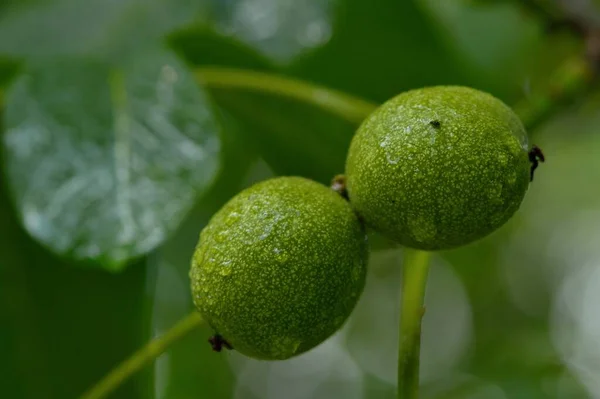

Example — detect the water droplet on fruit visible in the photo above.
[225,212,240,226]
[488,183,503,202]
[216,231,230,243]
[386,152,401,165]
[205,257,216,272]
[274,248,289,263]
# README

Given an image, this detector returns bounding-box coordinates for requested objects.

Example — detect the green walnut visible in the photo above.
[190,176,368,360]
[345,86,531,250]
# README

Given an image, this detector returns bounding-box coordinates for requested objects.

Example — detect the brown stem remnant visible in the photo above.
[331,174,349,200]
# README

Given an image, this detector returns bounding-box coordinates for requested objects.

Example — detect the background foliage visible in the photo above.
[1,0,599,398]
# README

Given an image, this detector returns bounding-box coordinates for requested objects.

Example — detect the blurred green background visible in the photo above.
[1,0,599,398]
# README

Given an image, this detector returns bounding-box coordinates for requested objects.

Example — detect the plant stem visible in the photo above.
[397,249,432,399]
[79,312,204,399]
[195,67,378,124]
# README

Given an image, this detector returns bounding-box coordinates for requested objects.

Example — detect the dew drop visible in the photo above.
[204,257,216,272]
[274,336,302,356]
[429,132,436,145]
[225,212,240,226]
[291,340,301,354]
[276,251,289,263]
[380,136,390,148]
[215,231,229,243]
[488,183,503,202]
[386,152,401,165]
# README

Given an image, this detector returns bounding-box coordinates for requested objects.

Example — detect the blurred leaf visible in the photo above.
[0,204,52,398]
[168,24,274,70]
[2,48,221,270]
[0,56,19,88]
[288,0,466,103]
[0,170,154,399]
[0,0,205,59]
[211,89,355,184]
[417,0,543,102]
[203,0,337,64]
[170,25,349,184]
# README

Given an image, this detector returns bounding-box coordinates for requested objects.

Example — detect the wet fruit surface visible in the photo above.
[190,176,368,360]
[345,86,530,250]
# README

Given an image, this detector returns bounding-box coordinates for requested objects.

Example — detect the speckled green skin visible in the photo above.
[345,86,530,250]
[190,177,368,360]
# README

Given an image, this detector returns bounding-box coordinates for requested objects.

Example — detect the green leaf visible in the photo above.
[288,0,466,103]
[0,56,19,88]
[416,0,544,102]
[2,48,221,270]
[203,0,337,64]
[210,89,355,184]
[171,26,348,184]
[0,0,205,59]
[168,24,274,70]
[0,169,154,399]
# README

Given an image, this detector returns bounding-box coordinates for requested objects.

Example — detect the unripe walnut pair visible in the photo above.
[190,86,539,360]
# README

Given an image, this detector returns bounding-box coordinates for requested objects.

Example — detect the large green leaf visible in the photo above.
[0,0,206,59]
[0,57,19,88]
[171,26,350,184]
[0,169,154,399]
[210,89,355,184]
[168,25,274,70]
[288,0,466,103]
[2,48,221,270]
[416,0,544,102]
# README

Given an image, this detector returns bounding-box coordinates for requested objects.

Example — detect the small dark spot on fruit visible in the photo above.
[430,120,441,129]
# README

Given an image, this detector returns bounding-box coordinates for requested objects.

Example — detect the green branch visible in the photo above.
[397,249,431,399]
[195,67,378,124]
[79,312,204,399]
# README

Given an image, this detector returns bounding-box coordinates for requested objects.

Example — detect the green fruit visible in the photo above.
[345,86,530,250]
[190,176,368,360]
